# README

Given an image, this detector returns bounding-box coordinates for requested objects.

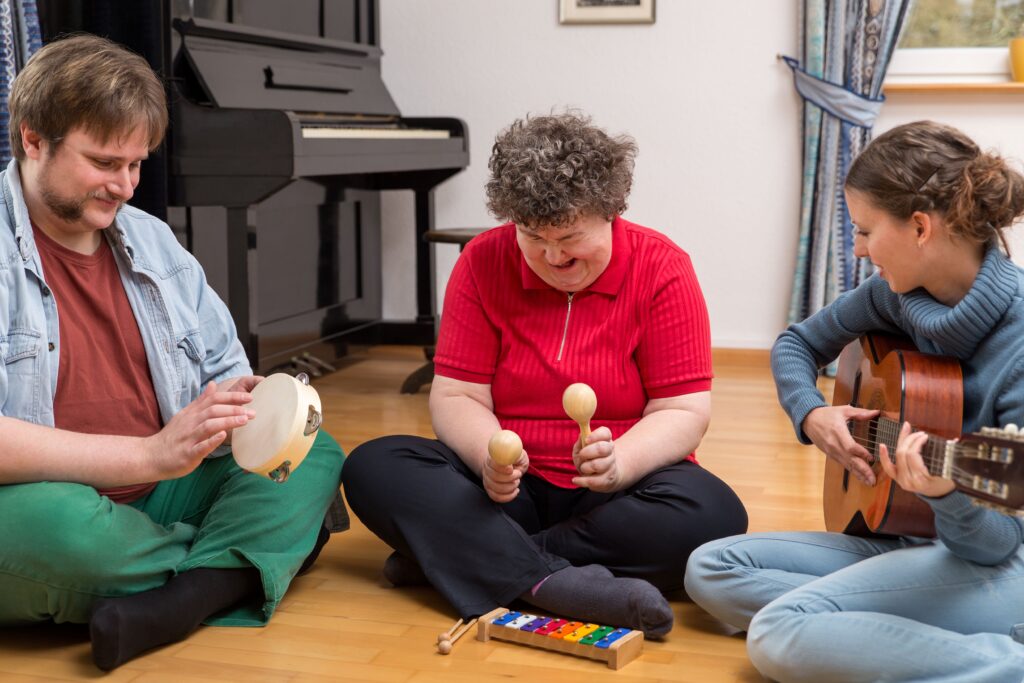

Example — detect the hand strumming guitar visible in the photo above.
[803,405,881,486]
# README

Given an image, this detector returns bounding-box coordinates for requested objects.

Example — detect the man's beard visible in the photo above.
[40,185,88,222]
[38,164,120,226]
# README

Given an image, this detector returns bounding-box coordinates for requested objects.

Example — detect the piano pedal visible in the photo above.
[289,356,323,378]
[302,352,337,374]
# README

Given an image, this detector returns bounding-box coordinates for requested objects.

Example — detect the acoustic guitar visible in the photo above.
[825,333,1024,536]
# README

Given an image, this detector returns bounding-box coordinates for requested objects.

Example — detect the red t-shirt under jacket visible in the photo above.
[433,216,713,488]
[34,224,163,504]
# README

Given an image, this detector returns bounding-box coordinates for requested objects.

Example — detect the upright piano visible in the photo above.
[39,0,469,374]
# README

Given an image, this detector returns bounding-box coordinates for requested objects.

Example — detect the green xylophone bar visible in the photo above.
[476,607,644,670]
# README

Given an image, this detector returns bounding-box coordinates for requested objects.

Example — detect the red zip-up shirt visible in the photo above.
[434,216,712,488]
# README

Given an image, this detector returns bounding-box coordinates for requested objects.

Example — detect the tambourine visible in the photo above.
[232,372,322,483]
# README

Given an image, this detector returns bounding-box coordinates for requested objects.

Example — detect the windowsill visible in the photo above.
[883,81,1024,94]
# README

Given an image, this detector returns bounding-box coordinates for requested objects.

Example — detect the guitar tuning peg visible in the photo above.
[1003,423,1019,435]
[981,426,997,435]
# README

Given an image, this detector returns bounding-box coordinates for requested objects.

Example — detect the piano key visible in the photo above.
[301,126,450,139]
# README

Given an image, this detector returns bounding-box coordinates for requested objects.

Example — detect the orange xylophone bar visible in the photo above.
[476,607,644,669]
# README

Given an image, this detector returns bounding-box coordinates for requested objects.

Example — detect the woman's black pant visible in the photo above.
[342,435,747,618]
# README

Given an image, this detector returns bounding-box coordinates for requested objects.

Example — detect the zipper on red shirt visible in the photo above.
[556,292,574,361]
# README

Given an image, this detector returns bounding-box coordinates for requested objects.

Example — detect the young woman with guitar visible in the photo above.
[685,121,1024,682]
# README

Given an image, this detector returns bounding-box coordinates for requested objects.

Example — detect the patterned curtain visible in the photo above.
[0,0,41,164]
[784,0,911,326]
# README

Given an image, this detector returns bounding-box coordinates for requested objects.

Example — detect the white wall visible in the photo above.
[377,1,1024,349]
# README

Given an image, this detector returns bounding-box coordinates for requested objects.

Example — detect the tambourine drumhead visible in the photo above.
[232,373,322,482]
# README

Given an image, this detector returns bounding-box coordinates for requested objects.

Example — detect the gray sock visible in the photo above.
[519,564,673,638]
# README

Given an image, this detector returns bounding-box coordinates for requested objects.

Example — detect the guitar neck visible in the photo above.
[868,416,1022,513]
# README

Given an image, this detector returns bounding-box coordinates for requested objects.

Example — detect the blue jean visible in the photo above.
[684,532,1024,683]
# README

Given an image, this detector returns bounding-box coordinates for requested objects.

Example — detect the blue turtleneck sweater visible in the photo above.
[772,247,1024,564]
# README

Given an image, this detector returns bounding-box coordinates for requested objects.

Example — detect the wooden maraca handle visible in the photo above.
[488,429,523,466]
[562,383,597,446]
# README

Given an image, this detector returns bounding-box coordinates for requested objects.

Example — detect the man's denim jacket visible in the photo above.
[0,159,250,430]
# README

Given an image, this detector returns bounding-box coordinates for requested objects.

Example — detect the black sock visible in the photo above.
[381,551,428,587]
[297,524,331,576]
[89,567,263,670]
[520,564,674,638]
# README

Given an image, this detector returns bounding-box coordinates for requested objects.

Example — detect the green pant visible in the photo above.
[0,430,344,626]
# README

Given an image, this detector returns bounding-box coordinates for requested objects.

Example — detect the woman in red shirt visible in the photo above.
[343,112,747,636]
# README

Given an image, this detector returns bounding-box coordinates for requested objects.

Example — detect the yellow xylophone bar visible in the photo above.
[476,607,644,670]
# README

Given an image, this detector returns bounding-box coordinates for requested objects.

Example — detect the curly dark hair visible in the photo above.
[846,120,1024,251]
[485,112,637,229]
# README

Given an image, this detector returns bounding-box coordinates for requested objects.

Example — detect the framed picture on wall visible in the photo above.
[559,0,655,25]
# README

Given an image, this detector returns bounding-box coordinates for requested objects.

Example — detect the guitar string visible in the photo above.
[846,421,1009,451]
[842,429,1011,480]
[846,429,1001,463]
[846,426,1010,455]
[833,441,994,484]
[833,410,1016,498]
[820,422,1016,502]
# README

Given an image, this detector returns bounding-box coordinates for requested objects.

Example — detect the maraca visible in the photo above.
[562,382,597,447]
[488,429,523,465]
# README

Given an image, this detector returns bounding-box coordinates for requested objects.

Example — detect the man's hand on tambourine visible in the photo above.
[216,376,264,444]
[218,375,265,394]
[146,381,256,479]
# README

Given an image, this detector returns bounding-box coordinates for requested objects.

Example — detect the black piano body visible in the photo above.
[38,0,468,374]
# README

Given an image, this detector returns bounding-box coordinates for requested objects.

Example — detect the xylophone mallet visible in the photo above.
[437,618,463,645]
[562,383,597,447]
[437,617,478,654]
[487,429,523,466]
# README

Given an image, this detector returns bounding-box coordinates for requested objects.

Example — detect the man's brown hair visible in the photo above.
[8,33,168,160]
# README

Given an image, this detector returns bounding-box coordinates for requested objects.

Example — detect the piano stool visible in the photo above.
[400,227,489,394]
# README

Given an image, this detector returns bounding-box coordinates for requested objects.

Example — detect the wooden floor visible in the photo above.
[1,345,833,682]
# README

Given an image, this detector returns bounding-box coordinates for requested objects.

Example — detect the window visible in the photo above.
[887,0,1024,83]
[900,0,1024,47]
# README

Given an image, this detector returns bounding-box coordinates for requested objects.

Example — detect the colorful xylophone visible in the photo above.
[476,607,644,669]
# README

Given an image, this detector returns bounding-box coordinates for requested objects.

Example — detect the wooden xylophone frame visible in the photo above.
[476,607,644,670]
